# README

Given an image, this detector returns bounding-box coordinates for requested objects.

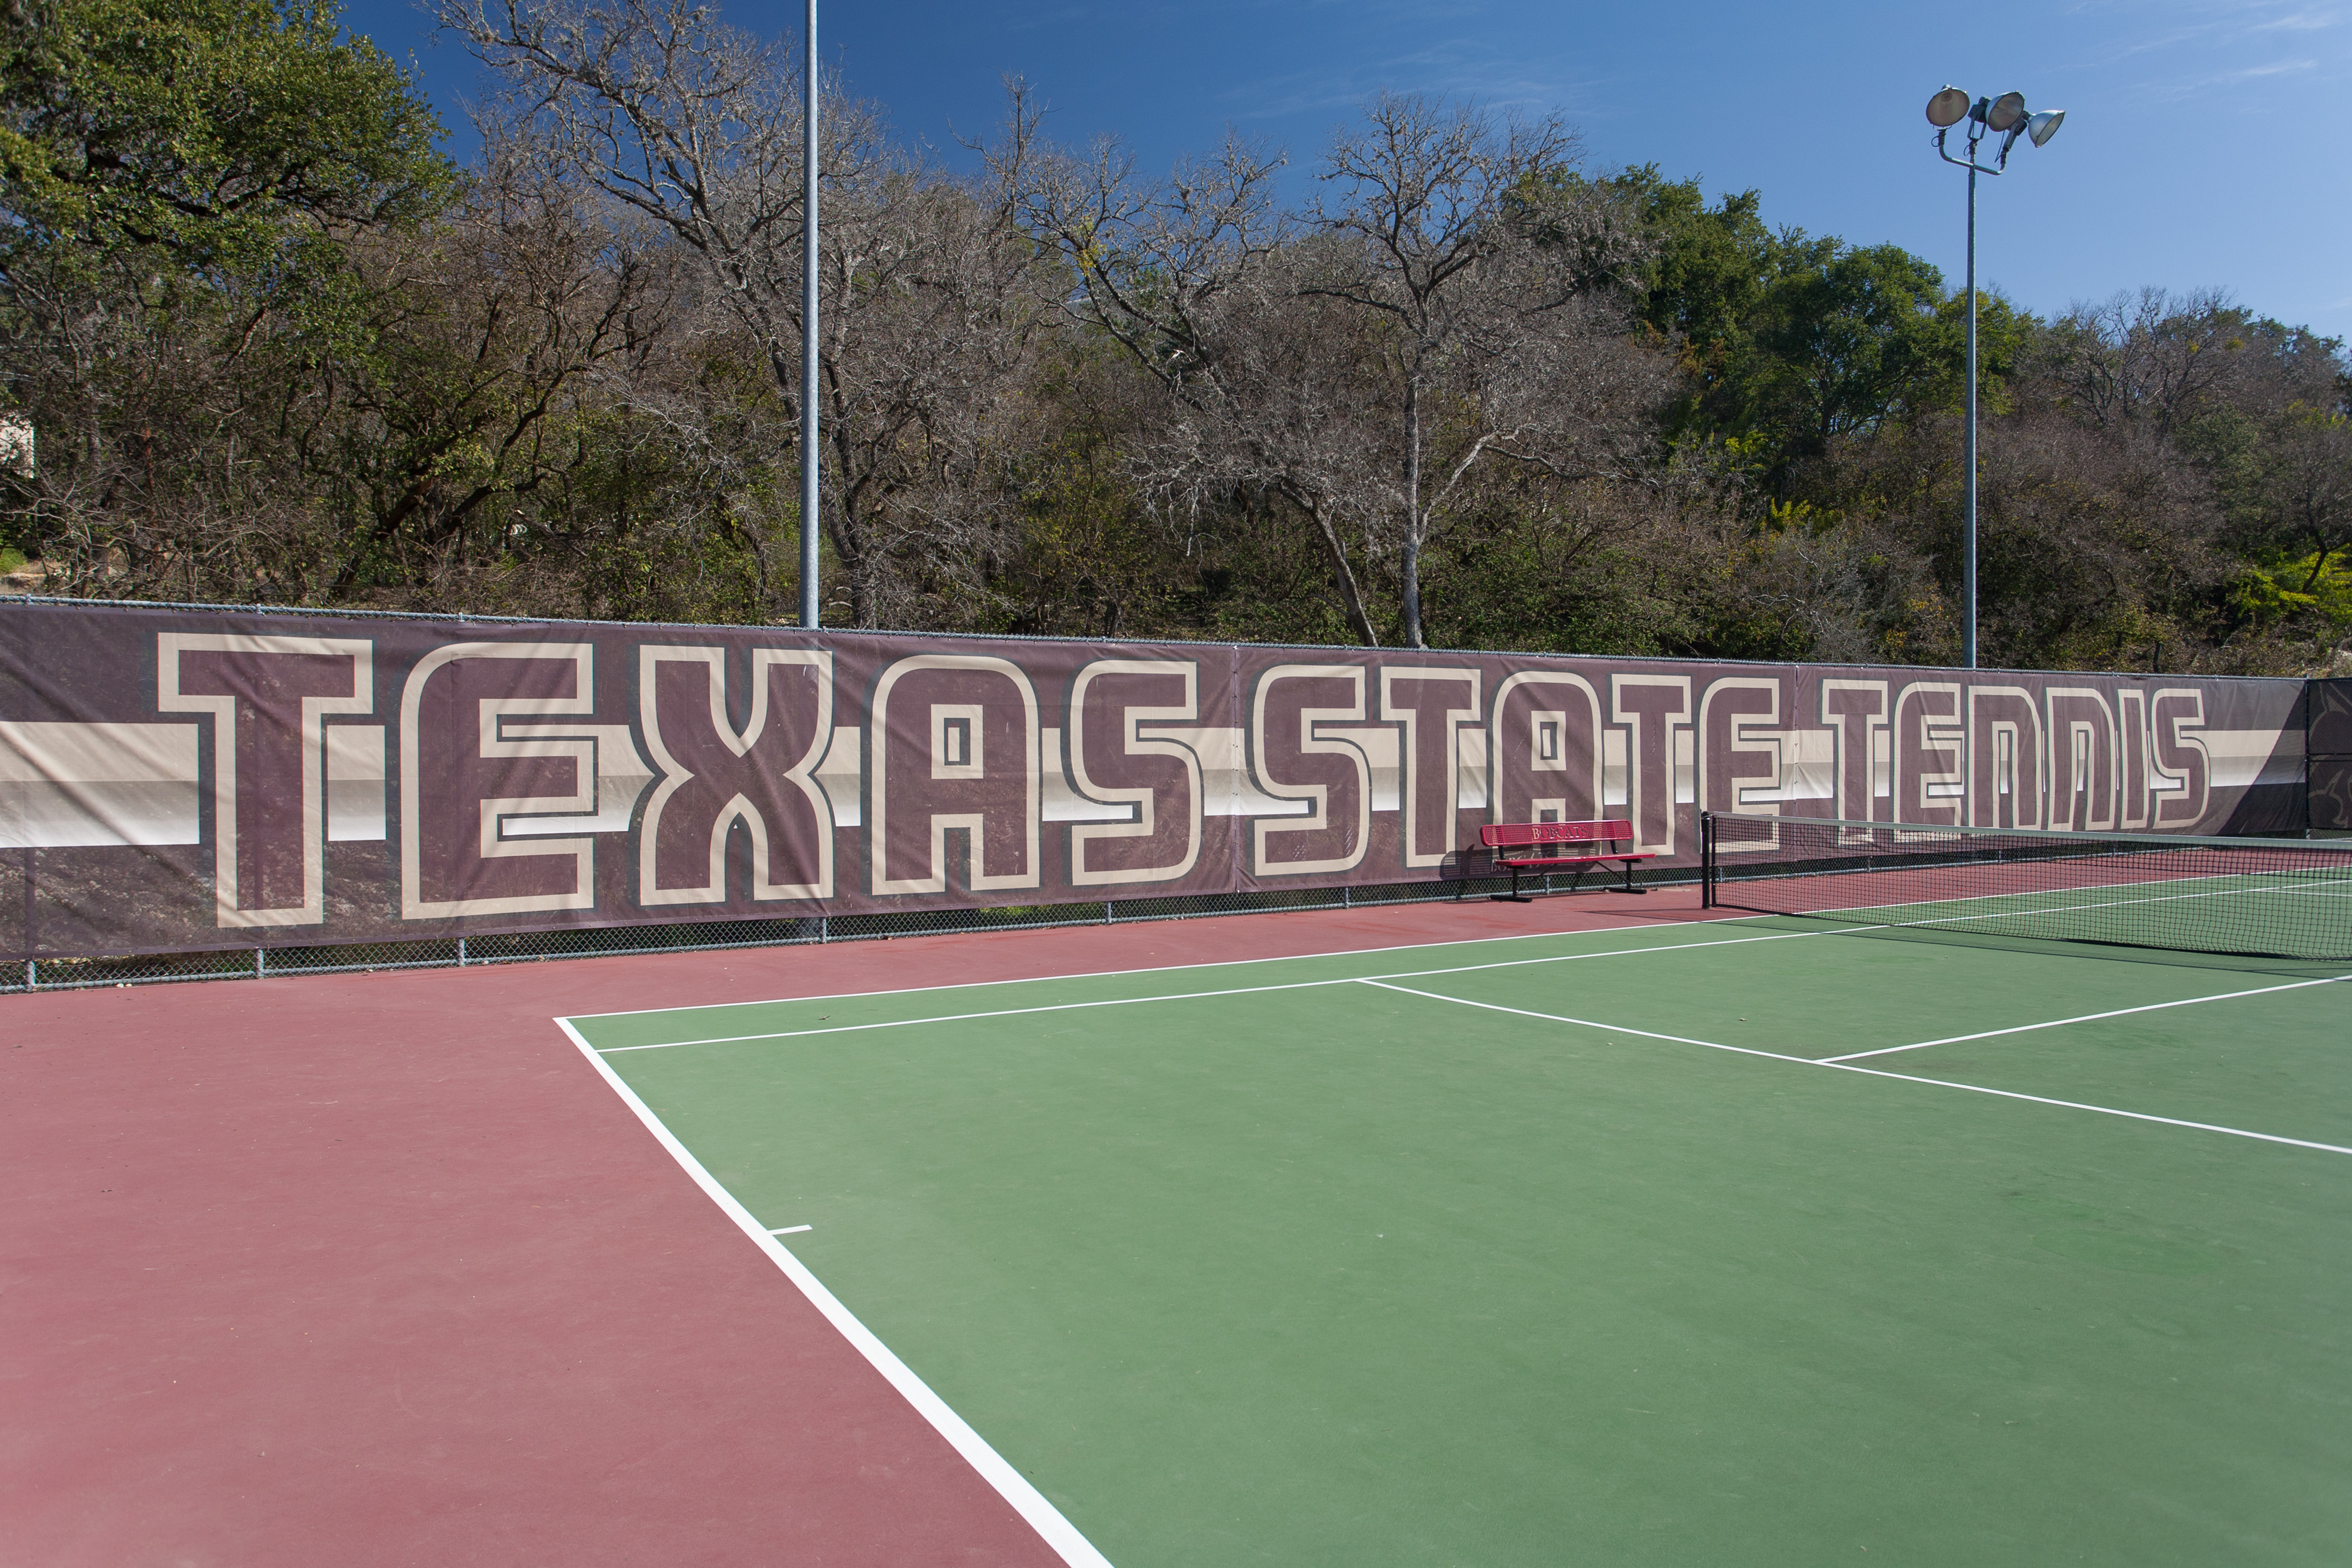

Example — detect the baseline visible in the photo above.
[587,922,1881,1055]
[564,905,1746,1021]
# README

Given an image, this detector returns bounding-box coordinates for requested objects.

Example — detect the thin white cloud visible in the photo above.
[2222,56,2323,74]
[2063,0,2342,66]
[1217,34,1611,126]
[2250,9,2343,30]
[2147,55,2321,96]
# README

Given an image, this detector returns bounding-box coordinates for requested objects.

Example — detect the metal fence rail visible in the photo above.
[4,863,1699,992]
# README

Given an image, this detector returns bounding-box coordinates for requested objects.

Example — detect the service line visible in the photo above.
[1356,981,2352,1158]
[1821,974,2351,1061]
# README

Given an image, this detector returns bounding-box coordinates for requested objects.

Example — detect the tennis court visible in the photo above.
[562,869,2352,1566]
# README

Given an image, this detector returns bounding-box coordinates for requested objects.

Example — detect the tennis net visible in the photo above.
[1700,813,2352,962]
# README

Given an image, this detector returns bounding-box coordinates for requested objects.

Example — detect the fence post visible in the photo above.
[457,936,468,967]
[820,915,829,944]
[256,947,266,978]
[1105,900,1115,925]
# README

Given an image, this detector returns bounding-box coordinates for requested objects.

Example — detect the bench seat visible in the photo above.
[1467,818,1654,902]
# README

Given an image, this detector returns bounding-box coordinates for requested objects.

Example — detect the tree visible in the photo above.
[1604,167,1775,350]
[999,90,1665,649]
[1601,175,2020,489]
[2036,289,2253,443]
[1723,241,1976,467]
[1585,165,1775,438]
[444,0,1055,625]
[0,0,454,277]
[318,137,688,603]
[992,97,1405,638]
[5,132,689,607]
[8,0,2346,676]
[1301,93,1657,647]
[2246,408,2352,580]
[2210,396,2352,660]
[0,0,460,587]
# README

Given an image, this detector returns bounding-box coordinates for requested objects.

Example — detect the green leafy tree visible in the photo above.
[1597,168,2027,480]
[1727,241,1977,465]
[0,0,454,279]
[1593,167,1774,416]
[0,0,459,575]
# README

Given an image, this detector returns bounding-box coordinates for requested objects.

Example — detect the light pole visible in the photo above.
[799,0,822,629]
[1925,86,2064,670]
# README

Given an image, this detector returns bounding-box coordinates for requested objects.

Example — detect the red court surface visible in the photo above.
[3,887,1716,1567]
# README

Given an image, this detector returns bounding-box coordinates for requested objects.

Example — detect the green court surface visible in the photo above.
[563,918,2352,1566]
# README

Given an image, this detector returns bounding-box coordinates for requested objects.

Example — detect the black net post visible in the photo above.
[1700,811,1717,908]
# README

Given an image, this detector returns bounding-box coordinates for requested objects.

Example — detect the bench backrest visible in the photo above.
[1480,818,1634,849]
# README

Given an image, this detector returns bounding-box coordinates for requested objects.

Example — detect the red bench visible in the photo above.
[1467,818,1654,902]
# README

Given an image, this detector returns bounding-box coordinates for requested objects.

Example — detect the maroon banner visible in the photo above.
[0,600,2313,958]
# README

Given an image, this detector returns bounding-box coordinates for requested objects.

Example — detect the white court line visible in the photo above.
[768,1224,813,1235]
[554,1019,1115,1568]
[1355,979,1735,1052]
[593,924,1883,1055]
[1822,975,2351,1061]
[565,906,1749,1020]
[1356,982,2352,1158]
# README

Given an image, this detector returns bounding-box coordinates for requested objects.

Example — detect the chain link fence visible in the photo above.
[3,861,1697,993]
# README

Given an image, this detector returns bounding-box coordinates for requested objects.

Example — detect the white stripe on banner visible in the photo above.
[0,720,201,848]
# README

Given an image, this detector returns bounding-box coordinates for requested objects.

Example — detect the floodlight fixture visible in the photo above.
[1926,86,1970,128]
[1993,96,2064,166]
[1922,83,2069,670]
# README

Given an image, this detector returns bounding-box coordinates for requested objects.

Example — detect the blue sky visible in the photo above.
[348,0,2352,339]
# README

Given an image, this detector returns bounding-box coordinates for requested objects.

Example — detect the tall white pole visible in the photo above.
[1962,160,1978,671]
[798,0,821,629]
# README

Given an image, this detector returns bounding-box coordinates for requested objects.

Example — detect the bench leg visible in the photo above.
[1489,863,1533,903]
[1620,857,1648,894]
